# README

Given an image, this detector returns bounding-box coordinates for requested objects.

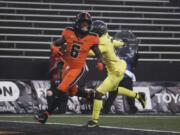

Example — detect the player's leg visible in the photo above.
[102,61,135,114]
[69,85,94,101]
[103,90,117,114]
[116,60,146,109]
[87,91,104,127]
[35,67,82,124]
[35,63,67,124]
[57,67,85,94]
[67,65,92,98]
[45,67,85,116]
[56,92,68,114]
[121,77,138,114]
[117,81,146,109]
[40,65,90,122]
[87,73,141,127]
[46,66,62,114]
[87,75,118,127]
[103,77,137,114]
[112,61,137,99]
[117,73,146,109]
[118,86,146,109]
[34,91,68,124]
[75,65,94,101]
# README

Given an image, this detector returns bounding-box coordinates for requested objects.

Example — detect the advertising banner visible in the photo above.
[0,80,179,114]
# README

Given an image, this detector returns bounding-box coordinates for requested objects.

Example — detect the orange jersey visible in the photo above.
[62,27,99,68]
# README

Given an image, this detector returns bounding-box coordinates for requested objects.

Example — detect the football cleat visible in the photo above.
[34,111,49,124]
[137,92,146,109]
[86,120,99,128]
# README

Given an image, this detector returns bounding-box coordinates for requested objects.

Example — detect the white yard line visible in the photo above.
[0,114,180,118]
[101,125,180,134]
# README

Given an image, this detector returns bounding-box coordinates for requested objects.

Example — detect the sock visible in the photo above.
[118,87,139,99]
[47,98,59,114]
[103,91,117,114]
[92,99,103,123]
[44,111,49,116]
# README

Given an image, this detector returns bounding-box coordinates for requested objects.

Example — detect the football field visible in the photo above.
[0,115,180,135]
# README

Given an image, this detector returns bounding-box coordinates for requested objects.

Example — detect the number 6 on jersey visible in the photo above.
[70,44,80,58]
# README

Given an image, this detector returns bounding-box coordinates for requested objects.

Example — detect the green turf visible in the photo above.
[0,115,180,132]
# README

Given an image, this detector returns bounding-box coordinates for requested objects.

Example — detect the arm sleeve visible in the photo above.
[91,45,103,63]
[111,37,125,48]
[88,36,106,57]
[88,36,100,57]
[113,40,125,47]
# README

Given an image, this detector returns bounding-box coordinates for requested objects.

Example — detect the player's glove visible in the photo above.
[50,45,63,56]
[96,62,104,71]
[122,38,129,46]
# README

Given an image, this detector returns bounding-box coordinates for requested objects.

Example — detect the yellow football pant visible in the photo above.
[92,60,138,122]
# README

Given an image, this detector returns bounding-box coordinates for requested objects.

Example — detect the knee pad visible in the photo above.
[94,91,104,100]
[47,89,53,97]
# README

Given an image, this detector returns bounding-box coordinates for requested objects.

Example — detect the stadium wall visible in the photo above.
[1,59,180,114]
[0,59,180,81]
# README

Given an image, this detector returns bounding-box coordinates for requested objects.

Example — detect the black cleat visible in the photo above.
[128,106,138,114]
[86,120,99,128]
[34,111,49,124]
[137,92,146,109]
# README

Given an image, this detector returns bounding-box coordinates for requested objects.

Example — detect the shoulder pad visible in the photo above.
[65,27,74,31]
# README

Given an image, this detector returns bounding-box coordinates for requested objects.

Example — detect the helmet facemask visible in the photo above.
[74,12,92,34]
[80,21,91,33]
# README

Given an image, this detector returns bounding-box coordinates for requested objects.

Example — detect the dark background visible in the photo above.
[0,58,180,81]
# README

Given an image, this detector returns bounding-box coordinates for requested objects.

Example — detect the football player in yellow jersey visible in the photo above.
[87,20,146,127]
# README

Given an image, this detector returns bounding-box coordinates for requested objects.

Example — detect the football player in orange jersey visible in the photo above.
[34,12,103,123]
[46,46,91,116]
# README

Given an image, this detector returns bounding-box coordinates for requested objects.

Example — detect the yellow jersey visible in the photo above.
[89,32,126,73]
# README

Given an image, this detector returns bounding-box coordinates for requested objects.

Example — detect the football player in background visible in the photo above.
[87,20,146,127]
[34,12,103,124]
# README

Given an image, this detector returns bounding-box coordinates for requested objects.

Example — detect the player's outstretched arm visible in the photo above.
[112,37,126,48]
[88,44,105,57]
[91,45,103,61]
